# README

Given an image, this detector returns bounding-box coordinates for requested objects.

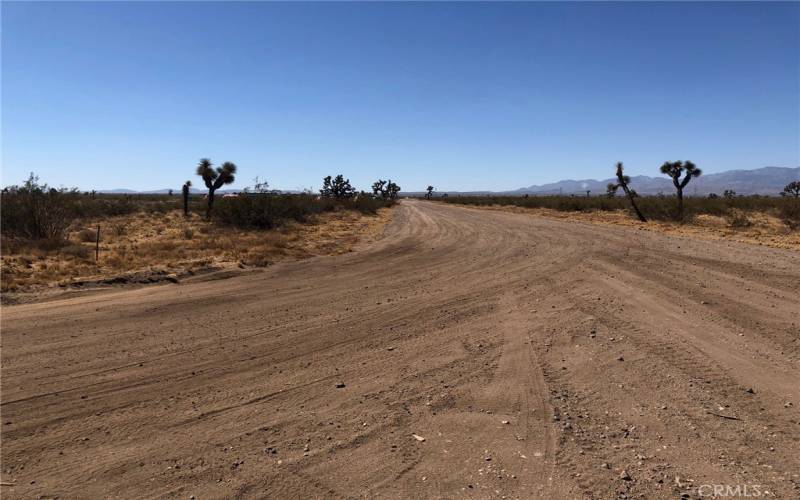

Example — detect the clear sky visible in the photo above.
[2,1,798,192]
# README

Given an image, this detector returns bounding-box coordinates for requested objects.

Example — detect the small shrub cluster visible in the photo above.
[726,209,753,229]
[1,175,74,240]
[212,193,392,229]
[780,200,800,230]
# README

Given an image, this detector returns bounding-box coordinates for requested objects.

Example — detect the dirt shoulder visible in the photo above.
[1,207,393,303]
[448,202,800,250]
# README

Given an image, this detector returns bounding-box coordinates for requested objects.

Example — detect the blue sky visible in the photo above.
[2,1,798,192]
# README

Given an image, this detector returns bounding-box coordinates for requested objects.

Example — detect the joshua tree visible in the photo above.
[371,179,401,200]
[385,180,401,200]
[371,179,387,198]
[659,160,702,221]
[196,158,236,217]
[168,189,174,196]
[321,176,333,197]
[425,186,435,199]
[182,181,192,216]
[723,189,737,199]
[607,162,647,222]
[320,175,355,198]
[781,181,800,197]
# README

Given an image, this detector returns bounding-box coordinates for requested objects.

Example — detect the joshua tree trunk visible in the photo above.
[621,184,647,223]
[182,186,190,216]
[676,187,684,220]
[206,189,216,218]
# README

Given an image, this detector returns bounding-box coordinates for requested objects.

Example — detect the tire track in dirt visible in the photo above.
[2,200,798,499]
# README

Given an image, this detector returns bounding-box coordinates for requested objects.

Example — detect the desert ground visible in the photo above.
[1,199,799,499]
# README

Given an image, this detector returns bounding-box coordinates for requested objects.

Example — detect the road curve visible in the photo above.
[2,200,799,499]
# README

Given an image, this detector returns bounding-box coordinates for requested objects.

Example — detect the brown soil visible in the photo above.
[1,200,798,498]
[462,203,800,251]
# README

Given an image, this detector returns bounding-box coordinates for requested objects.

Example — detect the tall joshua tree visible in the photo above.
[196,158,236,217]
[607,162,647,222]
[425,186,434,199]
[659,160,702,221]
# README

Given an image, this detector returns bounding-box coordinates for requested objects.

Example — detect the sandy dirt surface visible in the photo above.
[455,203,800,251]
[2,200,799,499]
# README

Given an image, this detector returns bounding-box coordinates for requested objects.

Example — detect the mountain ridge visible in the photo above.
[510,166,799,196]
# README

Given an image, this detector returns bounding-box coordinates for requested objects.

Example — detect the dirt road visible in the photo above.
[2,200,799,499]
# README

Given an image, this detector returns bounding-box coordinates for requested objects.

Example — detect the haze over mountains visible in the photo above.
[101,167,799,196]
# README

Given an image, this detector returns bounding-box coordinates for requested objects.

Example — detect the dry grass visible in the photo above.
[460,204,800,250]
[1,208,393,294]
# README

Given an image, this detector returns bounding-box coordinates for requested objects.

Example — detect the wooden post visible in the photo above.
[95,225,100,262]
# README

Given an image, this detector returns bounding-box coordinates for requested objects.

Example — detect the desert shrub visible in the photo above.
[112,223,127,236]
[339,195,390,214]
[1,174,74,240]
[726,209,753,229]
[77,228,97,242]
[183,227,194,240]
[214,194,325,229]
[214,194,392,229]
[780,200,800,230]
[61,244,90,259]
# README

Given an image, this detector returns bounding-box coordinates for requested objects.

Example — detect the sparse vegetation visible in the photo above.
[213,193,391,230]
[438,193,797,222]
[1,172,398,295]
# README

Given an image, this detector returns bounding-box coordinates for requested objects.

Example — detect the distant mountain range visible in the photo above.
[99,166,799,197]
[508,166,799,196]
